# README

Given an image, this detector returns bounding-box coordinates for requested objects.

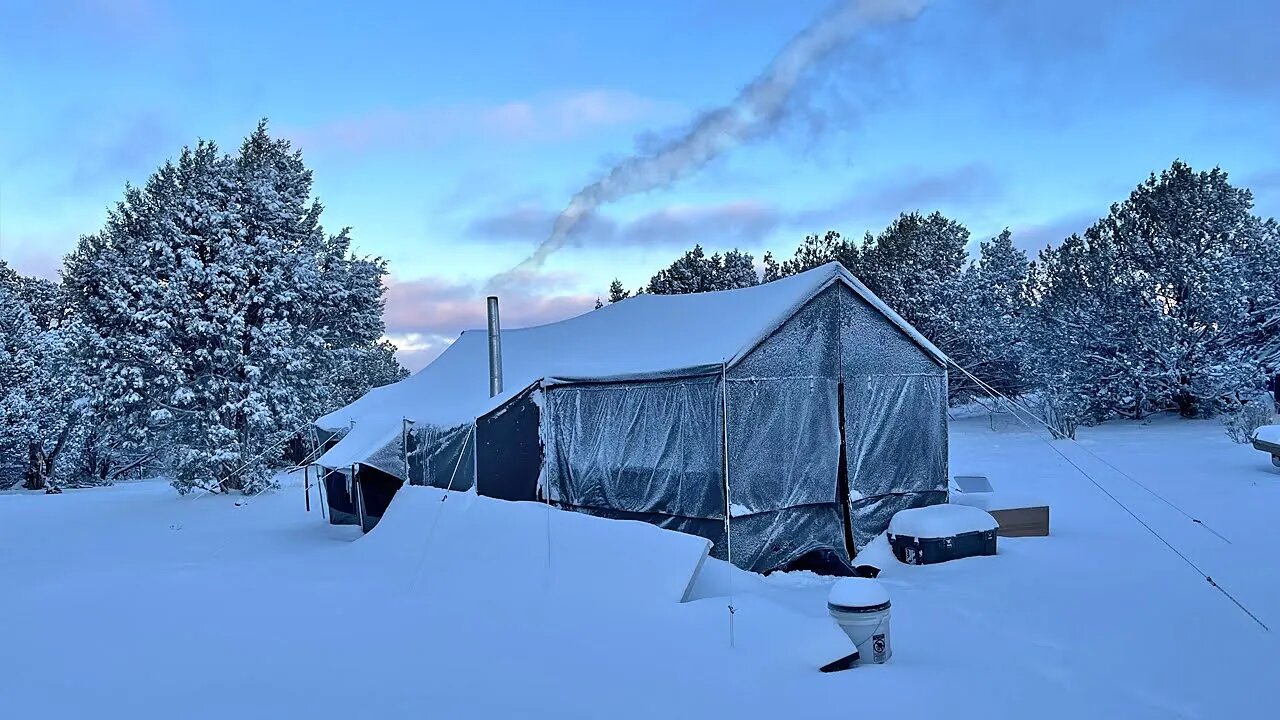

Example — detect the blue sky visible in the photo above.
[2,0,1278,368]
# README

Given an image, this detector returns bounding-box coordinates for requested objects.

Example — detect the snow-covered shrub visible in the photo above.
[1224,403,1274,444]
[1032,394,1079,440]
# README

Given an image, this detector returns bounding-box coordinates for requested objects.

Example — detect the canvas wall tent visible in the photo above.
[315,262,949,573]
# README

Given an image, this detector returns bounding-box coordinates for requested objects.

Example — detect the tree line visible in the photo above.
[1,122,405,493]
[602,161,1280,437]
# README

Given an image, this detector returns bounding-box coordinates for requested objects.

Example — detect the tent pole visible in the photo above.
[402,418,411,484]
[720,362,736,648]
[304,464,311,512]
[316,467,328,521]
[353,464,365,531]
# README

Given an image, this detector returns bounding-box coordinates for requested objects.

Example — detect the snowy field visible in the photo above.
[3,414,1278,719]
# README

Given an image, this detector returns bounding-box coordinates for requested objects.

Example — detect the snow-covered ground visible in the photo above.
[3,414,1278,719]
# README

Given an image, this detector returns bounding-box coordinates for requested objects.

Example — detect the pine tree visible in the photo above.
[718,249,759,290]
[0,285,77,490]
[0,285,42,487]
[63,121,404,494]
[326,340,409,409]
[774,230,860,278]
[607,279,630,303]
[761,251,782,282]
[645,245,759,295]
[647,245,713,294]
[956,229,1031,400]
[0,262,62,330]
[1029,161,1280,420]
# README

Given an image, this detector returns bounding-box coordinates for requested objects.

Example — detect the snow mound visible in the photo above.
[888,504,998,538]
[1252,425,1280,445]
[355,486,712,604]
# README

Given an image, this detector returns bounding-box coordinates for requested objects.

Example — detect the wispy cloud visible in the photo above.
[66,112,177,192]
[1248,169,1280,192]
[466,198,780,250]
[791,163,1006,230]
[616,200,779,247]
[1011,211,1098,253]
[285,90,672,155]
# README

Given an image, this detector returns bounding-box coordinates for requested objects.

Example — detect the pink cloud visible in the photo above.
[1,241,65,280]
[382,273,597,370]
[284,90,671,155]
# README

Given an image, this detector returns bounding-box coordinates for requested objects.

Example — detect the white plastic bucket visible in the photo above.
[828,578,892,664]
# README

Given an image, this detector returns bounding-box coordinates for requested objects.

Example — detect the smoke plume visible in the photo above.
[490,0,928,286]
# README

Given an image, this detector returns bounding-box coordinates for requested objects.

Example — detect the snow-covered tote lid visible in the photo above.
[888,504,998,539]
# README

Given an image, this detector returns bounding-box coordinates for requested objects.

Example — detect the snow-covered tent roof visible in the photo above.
[316,262,944,469]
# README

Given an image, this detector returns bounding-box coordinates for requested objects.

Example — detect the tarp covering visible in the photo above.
[716,285,851,571]
[406,422,475,492]
[844,375,949,549]
[542,378,722,519]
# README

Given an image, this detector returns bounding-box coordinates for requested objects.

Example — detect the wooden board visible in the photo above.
[989,505,1050,537]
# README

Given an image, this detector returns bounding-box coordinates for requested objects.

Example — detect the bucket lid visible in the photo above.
[828,577,890,612]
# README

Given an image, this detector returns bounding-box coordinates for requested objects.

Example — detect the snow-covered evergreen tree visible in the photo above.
[773,230,859,277]
[0,285,42,487]
[63,121,404,494]
[645,245,759,295]
[607,279,630,303]
[325,340,409,409]
[718,249,759,290]
[1029,161,1280,420]
[955,229,1031,400]
[0,284,77,490]
[761,251,782,282]
[0,262,62,330]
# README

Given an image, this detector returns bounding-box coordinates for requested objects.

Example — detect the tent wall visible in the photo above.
[836,285,949,549]
[324,469,360,526]
[726,284,846,572]
[355,465,404,533]
[539,282,947,574]
[541,376,723,524]
[406,422,476,491]
[475,389,542,502]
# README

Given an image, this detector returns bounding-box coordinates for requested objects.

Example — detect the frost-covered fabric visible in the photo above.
[725,378,840,513]
[407,422,476,492]
[542,379,721,518]
[843,375,948,548]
